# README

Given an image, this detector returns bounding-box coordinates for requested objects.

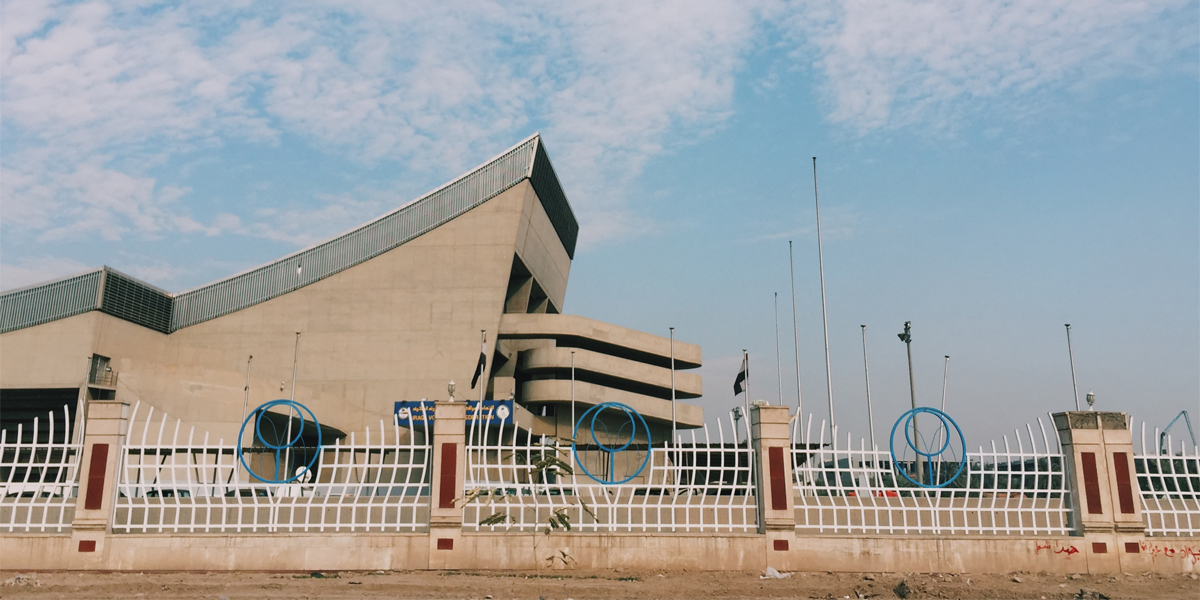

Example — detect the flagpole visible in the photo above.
[940,355,950,412]
[861,326,875,451]
[570,349,576,474]
[1065,324,1080,411]
[285,332,300,478]
[479,330,487,406]
[812,157,835,440]
[236,355,252,483]
[669,327,676,448]
[774,293,783,406]
[743,349,751,447]
[788,241,804,445]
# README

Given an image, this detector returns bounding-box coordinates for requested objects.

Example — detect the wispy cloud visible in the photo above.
[788,0,1197,133]
[1,0,1192,279]
[0,255,91,291]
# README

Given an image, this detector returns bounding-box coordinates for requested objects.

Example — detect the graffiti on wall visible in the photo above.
[1034,540,1080,558]
[1139,541,1200,565]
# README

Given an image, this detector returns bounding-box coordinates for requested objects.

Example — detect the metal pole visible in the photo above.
[669,327,676,447]
[285,332,300,478]
[1065,324,1080,411]
[899,322,920,483]
[570,350,576,474]
[237,355,252,483]
[743,349,751,447]
[940,355,950,412]
[788,241,804,445]
[812,157,835,438]
[774,293,783,406]
[472,331,482,405]
[861,326,875,450]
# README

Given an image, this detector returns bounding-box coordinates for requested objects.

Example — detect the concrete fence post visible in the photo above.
[750,404,796,569]
[428,401,466,568]
[70,400,129,567]
[1053,411,1147,572]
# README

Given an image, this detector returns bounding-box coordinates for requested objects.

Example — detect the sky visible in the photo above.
[2,0,1197,450]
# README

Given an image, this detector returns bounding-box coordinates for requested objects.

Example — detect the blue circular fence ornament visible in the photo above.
[571,402,651,485]
[888,407,967,489]
[237,399,322,484]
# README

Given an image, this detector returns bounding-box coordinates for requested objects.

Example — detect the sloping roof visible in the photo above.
[0,134,576,334]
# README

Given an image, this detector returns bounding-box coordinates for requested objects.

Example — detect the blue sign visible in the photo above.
[468,399,514,425]
[393,399,514,426]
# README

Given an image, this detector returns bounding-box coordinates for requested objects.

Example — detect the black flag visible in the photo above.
[471,333,488,389]
[733,353,748,395]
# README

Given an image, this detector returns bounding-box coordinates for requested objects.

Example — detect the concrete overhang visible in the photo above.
[498,314,701,369]
[519,347,702,399]
[520,379,704,429]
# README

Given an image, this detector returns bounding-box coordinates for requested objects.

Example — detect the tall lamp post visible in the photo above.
[898,321,921,483]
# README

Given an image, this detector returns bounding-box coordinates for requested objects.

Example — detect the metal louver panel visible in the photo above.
[528,138,579,259]
[170,136,540,331]
[0,270,103,334]
[99,269,172,333]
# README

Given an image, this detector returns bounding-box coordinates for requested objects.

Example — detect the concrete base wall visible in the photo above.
[4,533,1196,574]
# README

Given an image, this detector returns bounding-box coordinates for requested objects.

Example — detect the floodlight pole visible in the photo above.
[899,321,920,483]
[1065,324,1080,411]
[812,157,835,439]
[788,241,805,445]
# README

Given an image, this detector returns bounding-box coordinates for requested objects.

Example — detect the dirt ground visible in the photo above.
[2,570,1197,600]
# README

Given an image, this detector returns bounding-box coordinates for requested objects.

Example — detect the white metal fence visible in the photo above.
[463,414,757,532]
[113,402,432,533]
[792,414,1072,535]
[1,406,80,533]
[1134,422,1199,537]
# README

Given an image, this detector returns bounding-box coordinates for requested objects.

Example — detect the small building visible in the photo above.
[0,134,703,448]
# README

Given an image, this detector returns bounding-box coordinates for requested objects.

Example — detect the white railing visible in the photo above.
[114,402,432,533]
[464,414,757,532]
[792,414,1072,535]
[1,405,80,533]
[1134,422,1199,537]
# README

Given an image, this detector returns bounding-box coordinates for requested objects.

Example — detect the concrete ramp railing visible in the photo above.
[113,402,432,533]
[791,414,1073,536]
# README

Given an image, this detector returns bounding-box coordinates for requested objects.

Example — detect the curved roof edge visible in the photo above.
[0,134,578,335]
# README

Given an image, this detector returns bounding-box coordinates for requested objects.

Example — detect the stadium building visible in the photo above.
[0,134,704,449]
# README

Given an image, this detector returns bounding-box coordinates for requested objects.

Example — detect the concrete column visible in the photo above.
[70,400,129,567]
[751,404,796,569]
[1053,411,1146,573]
[428,401,466,568]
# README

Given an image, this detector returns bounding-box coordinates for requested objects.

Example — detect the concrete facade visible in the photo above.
[0,135,703,446]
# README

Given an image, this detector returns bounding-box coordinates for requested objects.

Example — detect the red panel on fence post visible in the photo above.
[768,446,787,511]
[1111,452,1135,514]
[439,442,457,509]
[84,443,109,510]
[1080,452,1103,515]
